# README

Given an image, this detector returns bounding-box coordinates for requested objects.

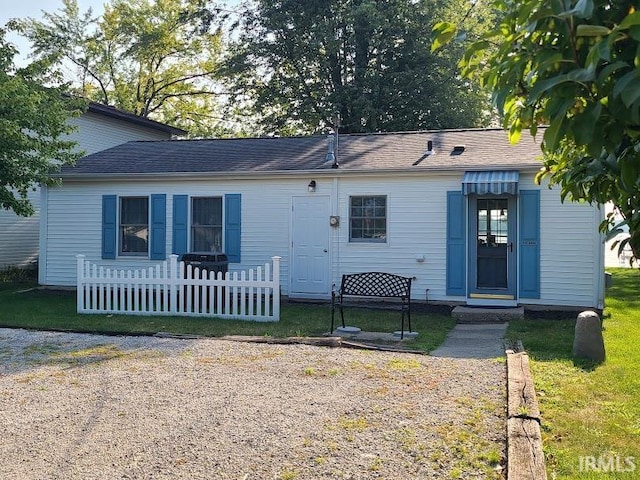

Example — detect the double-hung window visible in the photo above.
[119,196,149,255]
[191,197,223,252]
[349,195,387,242]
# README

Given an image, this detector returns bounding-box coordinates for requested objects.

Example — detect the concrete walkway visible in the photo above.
[430,323,508,359]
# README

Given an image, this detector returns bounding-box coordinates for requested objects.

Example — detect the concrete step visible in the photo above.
[452,306,524,323]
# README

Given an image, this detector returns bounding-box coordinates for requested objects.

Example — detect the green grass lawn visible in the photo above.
[0,282,454,352]
[7,268,638,478]
[508,268,640,479]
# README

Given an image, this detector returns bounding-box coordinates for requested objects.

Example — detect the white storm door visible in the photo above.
[291,196,330,295]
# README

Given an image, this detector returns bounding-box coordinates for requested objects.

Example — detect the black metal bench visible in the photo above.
[331,272,413,339]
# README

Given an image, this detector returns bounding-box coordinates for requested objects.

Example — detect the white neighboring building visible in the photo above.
[604,202,633,268]
[0,102,185,270]
[40,129,606,310]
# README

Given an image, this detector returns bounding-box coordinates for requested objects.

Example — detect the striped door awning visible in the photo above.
[462,170,519,195]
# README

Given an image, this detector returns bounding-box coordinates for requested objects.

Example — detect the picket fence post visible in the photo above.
[76,254,85,313]
[272,256,281,321]
[169,254,179,315]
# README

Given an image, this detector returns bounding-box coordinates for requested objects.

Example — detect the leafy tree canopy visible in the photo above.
[434,1,640,263]
[227,0,496,135]
[0,28,85,216]
[12,0,228,137]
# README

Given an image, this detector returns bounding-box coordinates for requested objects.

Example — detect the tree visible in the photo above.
[433,1,640,263]
[12,0,227,137]
[0,28,85,217]
[227,0,495,135]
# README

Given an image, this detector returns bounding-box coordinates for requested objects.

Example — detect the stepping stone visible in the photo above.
[452,306,524,323]
[393,331,419,339]
[334,326,361,334]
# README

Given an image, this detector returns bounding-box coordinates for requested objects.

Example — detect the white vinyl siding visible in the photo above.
[0,111,172,270]
[334,175,458,302]
[41,172,604,309]
[67,112,169,155]
[41,179,299,288]
[0,189,40,269]
[536,179,604,308]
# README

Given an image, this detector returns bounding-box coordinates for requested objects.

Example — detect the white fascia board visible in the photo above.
[56,164,542,183]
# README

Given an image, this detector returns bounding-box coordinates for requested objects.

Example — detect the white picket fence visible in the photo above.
[76,254,281,321]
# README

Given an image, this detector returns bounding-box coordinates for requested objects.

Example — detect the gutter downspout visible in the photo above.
[332,177,340,291]
[38,185,48,286]
[597,204,606,310]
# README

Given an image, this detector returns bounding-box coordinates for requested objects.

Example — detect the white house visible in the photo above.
[39,128,606,309]
[0,102,185,270]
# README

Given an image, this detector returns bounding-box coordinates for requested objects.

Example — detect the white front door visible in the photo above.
[291,195,330,296]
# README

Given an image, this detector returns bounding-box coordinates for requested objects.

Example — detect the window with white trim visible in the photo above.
[349,195,387,242]
[191,197,223,252]
[119,196,149,255]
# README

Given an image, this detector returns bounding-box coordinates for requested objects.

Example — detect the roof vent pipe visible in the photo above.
[413,139,436,166]
[325,133,339,168]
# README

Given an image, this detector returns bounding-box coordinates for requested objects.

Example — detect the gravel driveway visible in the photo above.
[0,328,505,479]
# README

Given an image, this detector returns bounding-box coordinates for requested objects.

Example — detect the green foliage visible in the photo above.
[0,264,37,283]
[227,0,495,135]
[0,28,84,216]
[12,0,226,137]
[433,2,640,263]
[507,269,640,478]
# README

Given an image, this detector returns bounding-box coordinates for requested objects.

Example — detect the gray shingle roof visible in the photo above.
[60,128,545,178]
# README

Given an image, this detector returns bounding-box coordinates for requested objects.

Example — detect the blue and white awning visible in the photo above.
[462,171,519,195]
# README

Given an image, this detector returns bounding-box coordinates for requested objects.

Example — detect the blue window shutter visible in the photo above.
[172,195,188,255]
[519,190,540,298]
[150,194,166,260]
[446,191,466,296]
[102,195,117,260]
[225,194,241,263]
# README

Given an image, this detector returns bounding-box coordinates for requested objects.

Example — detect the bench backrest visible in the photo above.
[340,272,412,299]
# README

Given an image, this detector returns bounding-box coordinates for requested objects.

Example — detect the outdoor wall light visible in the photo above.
[308,180,317,193]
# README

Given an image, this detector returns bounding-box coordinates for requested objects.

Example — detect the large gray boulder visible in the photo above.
[573,310,605,363]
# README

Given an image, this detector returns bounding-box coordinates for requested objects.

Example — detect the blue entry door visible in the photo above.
[468,196,517,299]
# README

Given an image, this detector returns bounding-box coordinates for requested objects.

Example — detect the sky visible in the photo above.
[1,0,242,65]
[1,0,106,65]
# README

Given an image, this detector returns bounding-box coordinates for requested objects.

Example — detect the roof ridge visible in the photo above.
[124,135,328,144]
[86,102,187,136]
[339,127,508,137]
[122,127,511,144]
